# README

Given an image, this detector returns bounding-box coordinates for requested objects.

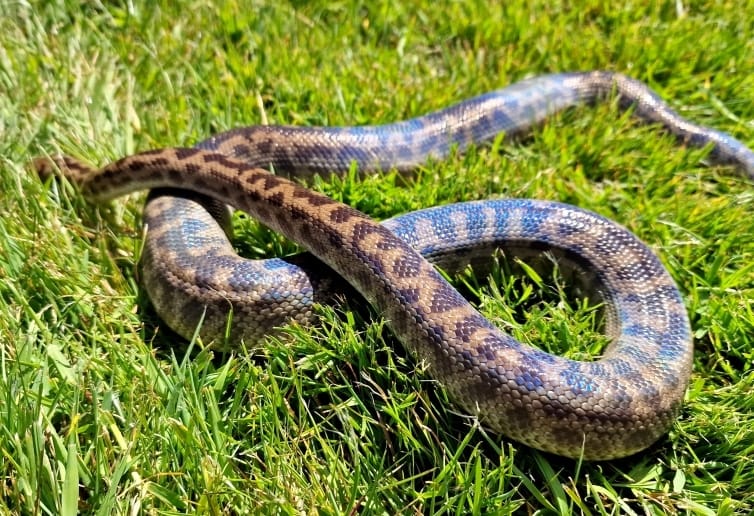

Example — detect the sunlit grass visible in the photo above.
[1,0,753,513]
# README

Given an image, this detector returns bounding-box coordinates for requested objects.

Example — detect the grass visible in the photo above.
[1,0,753,513]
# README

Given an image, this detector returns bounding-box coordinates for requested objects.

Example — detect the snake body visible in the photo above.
[41,71,754,459]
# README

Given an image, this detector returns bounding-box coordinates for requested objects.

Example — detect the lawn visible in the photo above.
[1,0,753,514]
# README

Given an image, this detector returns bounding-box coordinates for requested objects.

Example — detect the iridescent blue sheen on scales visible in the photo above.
[200,72,754,176]
[41,71,754,459]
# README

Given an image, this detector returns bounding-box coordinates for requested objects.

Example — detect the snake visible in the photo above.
[36,71,754,460]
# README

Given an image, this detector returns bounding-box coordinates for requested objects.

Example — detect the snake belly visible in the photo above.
[44,71,754,460]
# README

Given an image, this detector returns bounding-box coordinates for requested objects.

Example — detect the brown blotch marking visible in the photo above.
[350,221,385,242]
[366,250,390,276]
[167,168,184,183]
[174,148,202,160]
[424,322,447,344]
[391,252,423,278]
[126,159,147,172]
[232,143,251,157]
[244,172,267,186]
[329,206,359,224]
[91,170,117,189]
[247,189,262,202]
[259,175,283,190]
[151,157,170,167]
[202,152,252,172]
[255,137,274,156]
[267,191,285,207]
[474,343,497,362]
[397,287,421,304]
[289,204,309,221]
[128,157,169,173]
[293,188,338,207]
[328,231,344,248]
[454,315,481,343]
[429,287,468,313]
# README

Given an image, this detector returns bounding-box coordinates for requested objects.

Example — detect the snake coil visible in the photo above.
[38,72,754,459]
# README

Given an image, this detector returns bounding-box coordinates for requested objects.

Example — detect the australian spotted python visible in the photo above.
[37,71,754,459]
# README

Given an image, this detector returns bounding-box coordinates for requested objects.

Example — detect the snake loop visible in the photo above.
[38,71,754,459]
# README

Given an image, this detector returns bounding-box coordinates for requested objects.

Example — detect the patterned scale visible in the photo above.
[36,71,754,459]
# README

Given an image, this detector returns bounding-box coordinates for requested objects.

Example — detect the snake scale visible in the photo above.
[38,71,754,460]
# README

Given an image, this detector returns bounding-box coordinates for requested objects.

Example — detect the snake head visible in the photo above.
[32,155,95,184]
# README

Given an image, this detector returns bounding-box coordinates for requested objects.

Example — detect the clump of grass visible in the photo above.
[1,1,753,513]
